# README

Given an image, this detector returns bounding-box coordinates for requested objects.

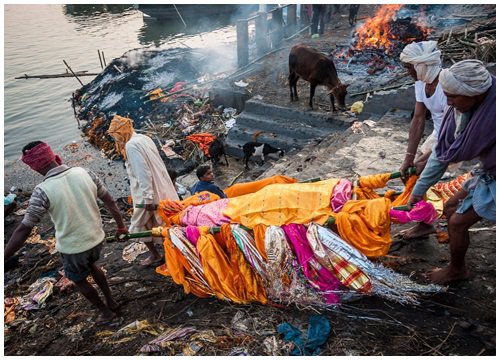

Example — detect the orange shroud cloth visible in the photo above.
[223,179,339,228]
[156,227,212,298]
[196,226,267,304]
[252,224,268,261]
[335,197,393,258]
[224,175,298,198]
[185,133,217,157]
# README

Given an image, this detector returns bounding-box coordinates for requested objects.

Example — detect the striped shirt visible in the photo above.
[22,165,110,228]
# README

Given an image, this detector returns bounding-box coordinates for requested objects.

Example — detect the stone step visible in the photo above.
[243,98,352,129]
[224,133,307,159]
[259,108,417,181]
[230,112,334,141]
[225,98,357,159]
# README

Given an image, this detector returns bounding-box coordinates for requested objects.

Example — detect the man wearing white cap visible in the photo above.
[398,40,447,239]
[408,59,495,284]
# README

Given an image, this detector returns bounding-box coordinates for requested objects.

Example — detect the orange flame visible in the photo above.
[353,4,431,54]
[354,4,403,51]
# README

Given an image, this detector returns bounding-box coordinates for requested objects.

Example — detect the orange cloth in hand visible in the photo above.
[391,175,418,206]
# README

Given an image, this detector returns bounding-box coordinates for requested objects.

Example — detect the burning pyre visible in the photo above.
[334,4,432,74]
[353,4,430,54]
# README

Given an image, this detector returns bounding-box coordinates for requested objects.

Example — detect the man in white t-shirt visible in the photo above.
[398,41,447,239]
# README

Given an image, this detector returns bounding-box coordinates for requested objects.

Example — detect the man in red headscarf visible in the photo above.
[4,141,128,325]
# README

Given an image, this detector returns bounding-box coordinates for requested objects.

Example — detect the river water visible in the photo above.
[4,4,244,167]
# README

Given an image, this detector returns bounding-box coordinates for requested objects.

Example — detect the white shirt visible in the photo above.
[414,80,447,139]
[126,132,179,205]
[125,133,179,236]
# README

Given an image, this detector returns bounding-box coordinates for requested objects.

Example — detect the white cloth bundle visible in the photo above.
[400,40,442,83]
[439,59,492,96]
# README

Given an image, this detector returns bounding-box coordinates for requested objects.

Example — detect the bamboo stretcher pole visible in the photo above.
[388,167,416,179]
[106,216,337,242]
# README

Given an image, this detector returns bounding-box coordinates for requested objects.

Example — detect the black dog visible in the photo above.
[242,141,284,169]
[208,138,229,166]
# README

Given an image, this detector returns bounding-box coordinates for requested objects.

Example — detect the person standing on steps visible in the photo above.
[311,5,326,36]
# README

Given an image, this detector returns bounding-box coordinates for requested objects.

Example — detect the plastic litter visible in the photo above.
[234,80,248,87]
[350,100,364,114]
[4,186,17,206]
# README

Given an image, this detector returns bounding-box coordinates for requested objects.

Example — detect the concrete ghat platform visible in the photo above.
[224,98,355,158]
[260,108,425,182]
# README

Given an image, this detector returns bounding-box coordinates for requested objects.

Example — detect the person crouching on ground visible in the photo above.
[107,115,179,267]
[407,60,496,285]
[398,40,448,240]
[191,164,227,198]
[4,141,128,325]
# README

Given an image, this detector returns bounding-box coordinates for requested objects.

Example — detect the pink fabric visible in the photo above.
[331,179,353,212]
[390,200,438,224]
[185,226,201,247]
[282,224,341,304]
[181,198,231,227]
[21,143,63,171]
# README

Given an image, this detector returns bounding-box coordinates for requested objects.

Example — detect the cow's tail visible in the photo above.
[252,130,265,142]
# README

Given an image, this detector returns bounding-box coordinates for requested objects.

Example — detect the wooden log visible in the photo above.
[349,81,414,97]
[457,38,478,47]
[98,49,103,69]
[63,59,84,86]
[15,71,100,80]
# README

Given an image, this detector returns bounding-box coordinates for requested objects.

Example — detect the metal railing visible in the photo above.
[236,4,310,68]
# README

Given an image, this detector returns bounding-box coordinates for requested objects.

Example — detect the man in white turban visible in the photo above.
[408,59,495,285]
[398,40,448,240]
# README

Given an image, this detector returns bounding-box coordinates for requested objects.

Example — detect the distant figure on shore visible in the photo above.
[190,165,227,199]
[348,5,360,26]
[311,5,326,35]
[4,141,128,325]
[407,59,496,285]
[398,40,448,240]
[107,115,179,267]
